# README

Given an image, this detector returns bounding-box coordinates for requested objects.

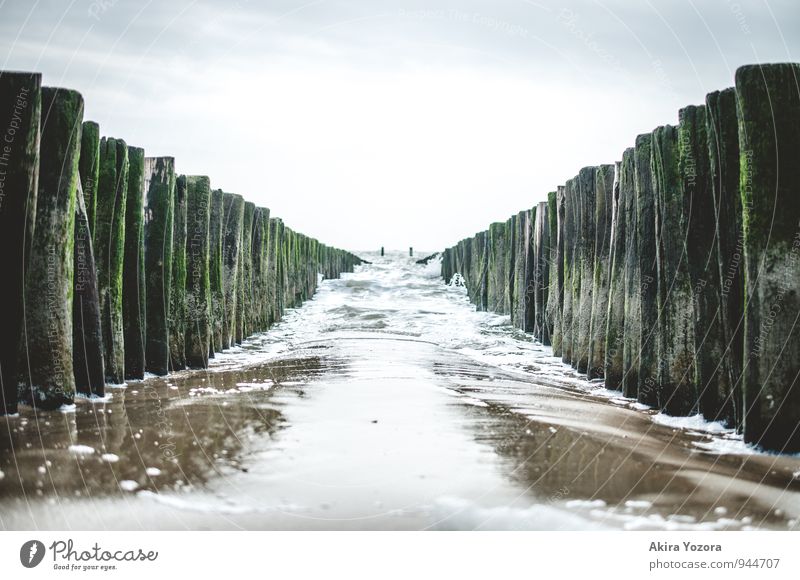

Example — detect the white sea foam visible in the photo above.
[68,444,95,455]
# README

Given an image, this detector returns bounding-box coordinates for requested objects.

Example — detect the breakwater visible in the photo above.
[441,63,800,453]
[0,72,363,414]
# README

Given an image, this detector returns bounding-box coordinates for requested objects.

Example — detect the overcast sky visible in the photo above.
[1,0,798,252]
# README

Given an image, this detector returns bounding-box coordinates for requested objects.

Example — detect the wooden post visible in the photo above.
[605,153,631,390]
[169,175,187,370]
[123,146,145,380]
[622,143,643,399]
[79,121,99,236]
[0,71,40,415]
[562,178,577,365]
[236,202,254,342]
[143,156,175,375]
[587,164,614,379]
[73,178,105,397]
[222,193,244,347]
[19,87,83,408]
[736,63,800,452]
[208,188,224,355]
[652,125,696,414]
[95,137,128,384]
[706,87,744,428]
[184,176,211,369]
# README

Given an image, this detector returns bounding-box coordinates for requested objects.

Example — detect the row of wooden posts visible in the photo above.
[441,63,800,453]
[0,72,363,414]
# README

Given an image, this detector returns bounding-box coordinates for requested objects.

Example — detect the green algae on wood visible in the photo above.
[184,176,212,369]
[548,187,565,356]
[621,141,643,399]
[561,178,578,365]
[143,156,175,375]
[533,202,550,342]
[0,71,40,415]
[18,87,83,408]
[169,175,188,370]
[122,145,146,380]
[736,63,800,452]
[651,125,696,415]
[78,121,99,236]
[95,137,128,384]
[237,202,255,343]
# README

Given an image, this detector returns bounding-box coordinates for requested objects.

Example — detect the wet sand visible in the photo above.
[2,253,799,530]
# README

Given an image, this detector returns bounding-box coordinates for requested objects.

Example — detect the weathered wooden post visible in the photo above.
[409,247,413,257]
[736,63,800,452]
[469,231,488,310]
[651,125,696,414]
[123,146,146,380]
[548,187,565,356]
[236,202,254,342]
[95,137,128,384]
[587,164,614,378]
[184,176,211,369]
[487,221,509,314]
[73,178,105,397]
[381,246,384,257]
[562,178,577,365]
[574,167,596,373]
[706,87,744,427]
[0,71,40,415]
[622,140,643,399]
[512,209,531,330]
[679,105,729,419]
[169,175,187,370]
[222,193,244,347]
[532,202,549,340]
[19,87,83,408]
[208,188,224,354]
[605,158,628,390]
[79,121,99,235]
[143,156,175,375]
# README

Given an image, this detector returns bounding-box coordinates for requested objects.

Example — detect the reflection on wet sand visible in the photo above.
[2,253,799,530]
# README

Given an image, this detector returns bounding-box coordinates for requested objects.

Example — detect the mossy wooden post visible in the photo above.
[185,176,211,369]
[681,105,730,420]
[222,193,244,348]
[143,157,175,375]
[652,125,696,414]
[73,178,105,397]
[273,218,286,321]
[574,167,596,373]
[79,121,99,236]
[512,209,530,329]
[622,140,643,399]
[533,202,549,341]
[548,187,565,356]
[19,87,83,408]
[470,231,488,310]
[635,133,658,407]
[0,72,40,415]
[208,189,224,355]
[706,87,744,428]
[250,206,268,332]
[561,179,577,365]
[268,217,282,324]
[260,207,273,326]
[505,216,515,316]
[736,63,800,452]
[588,164,614,378]
[236,202,254,342]
[605,153,631,390]
[487,221,508,314]
[95,137,128,384]
[169,175,187,370]
[122,146,145,380]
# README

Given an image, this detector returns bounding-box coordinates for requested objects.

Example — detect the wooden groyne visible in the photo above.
[0,72,363,413]
[441,63,800,453]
